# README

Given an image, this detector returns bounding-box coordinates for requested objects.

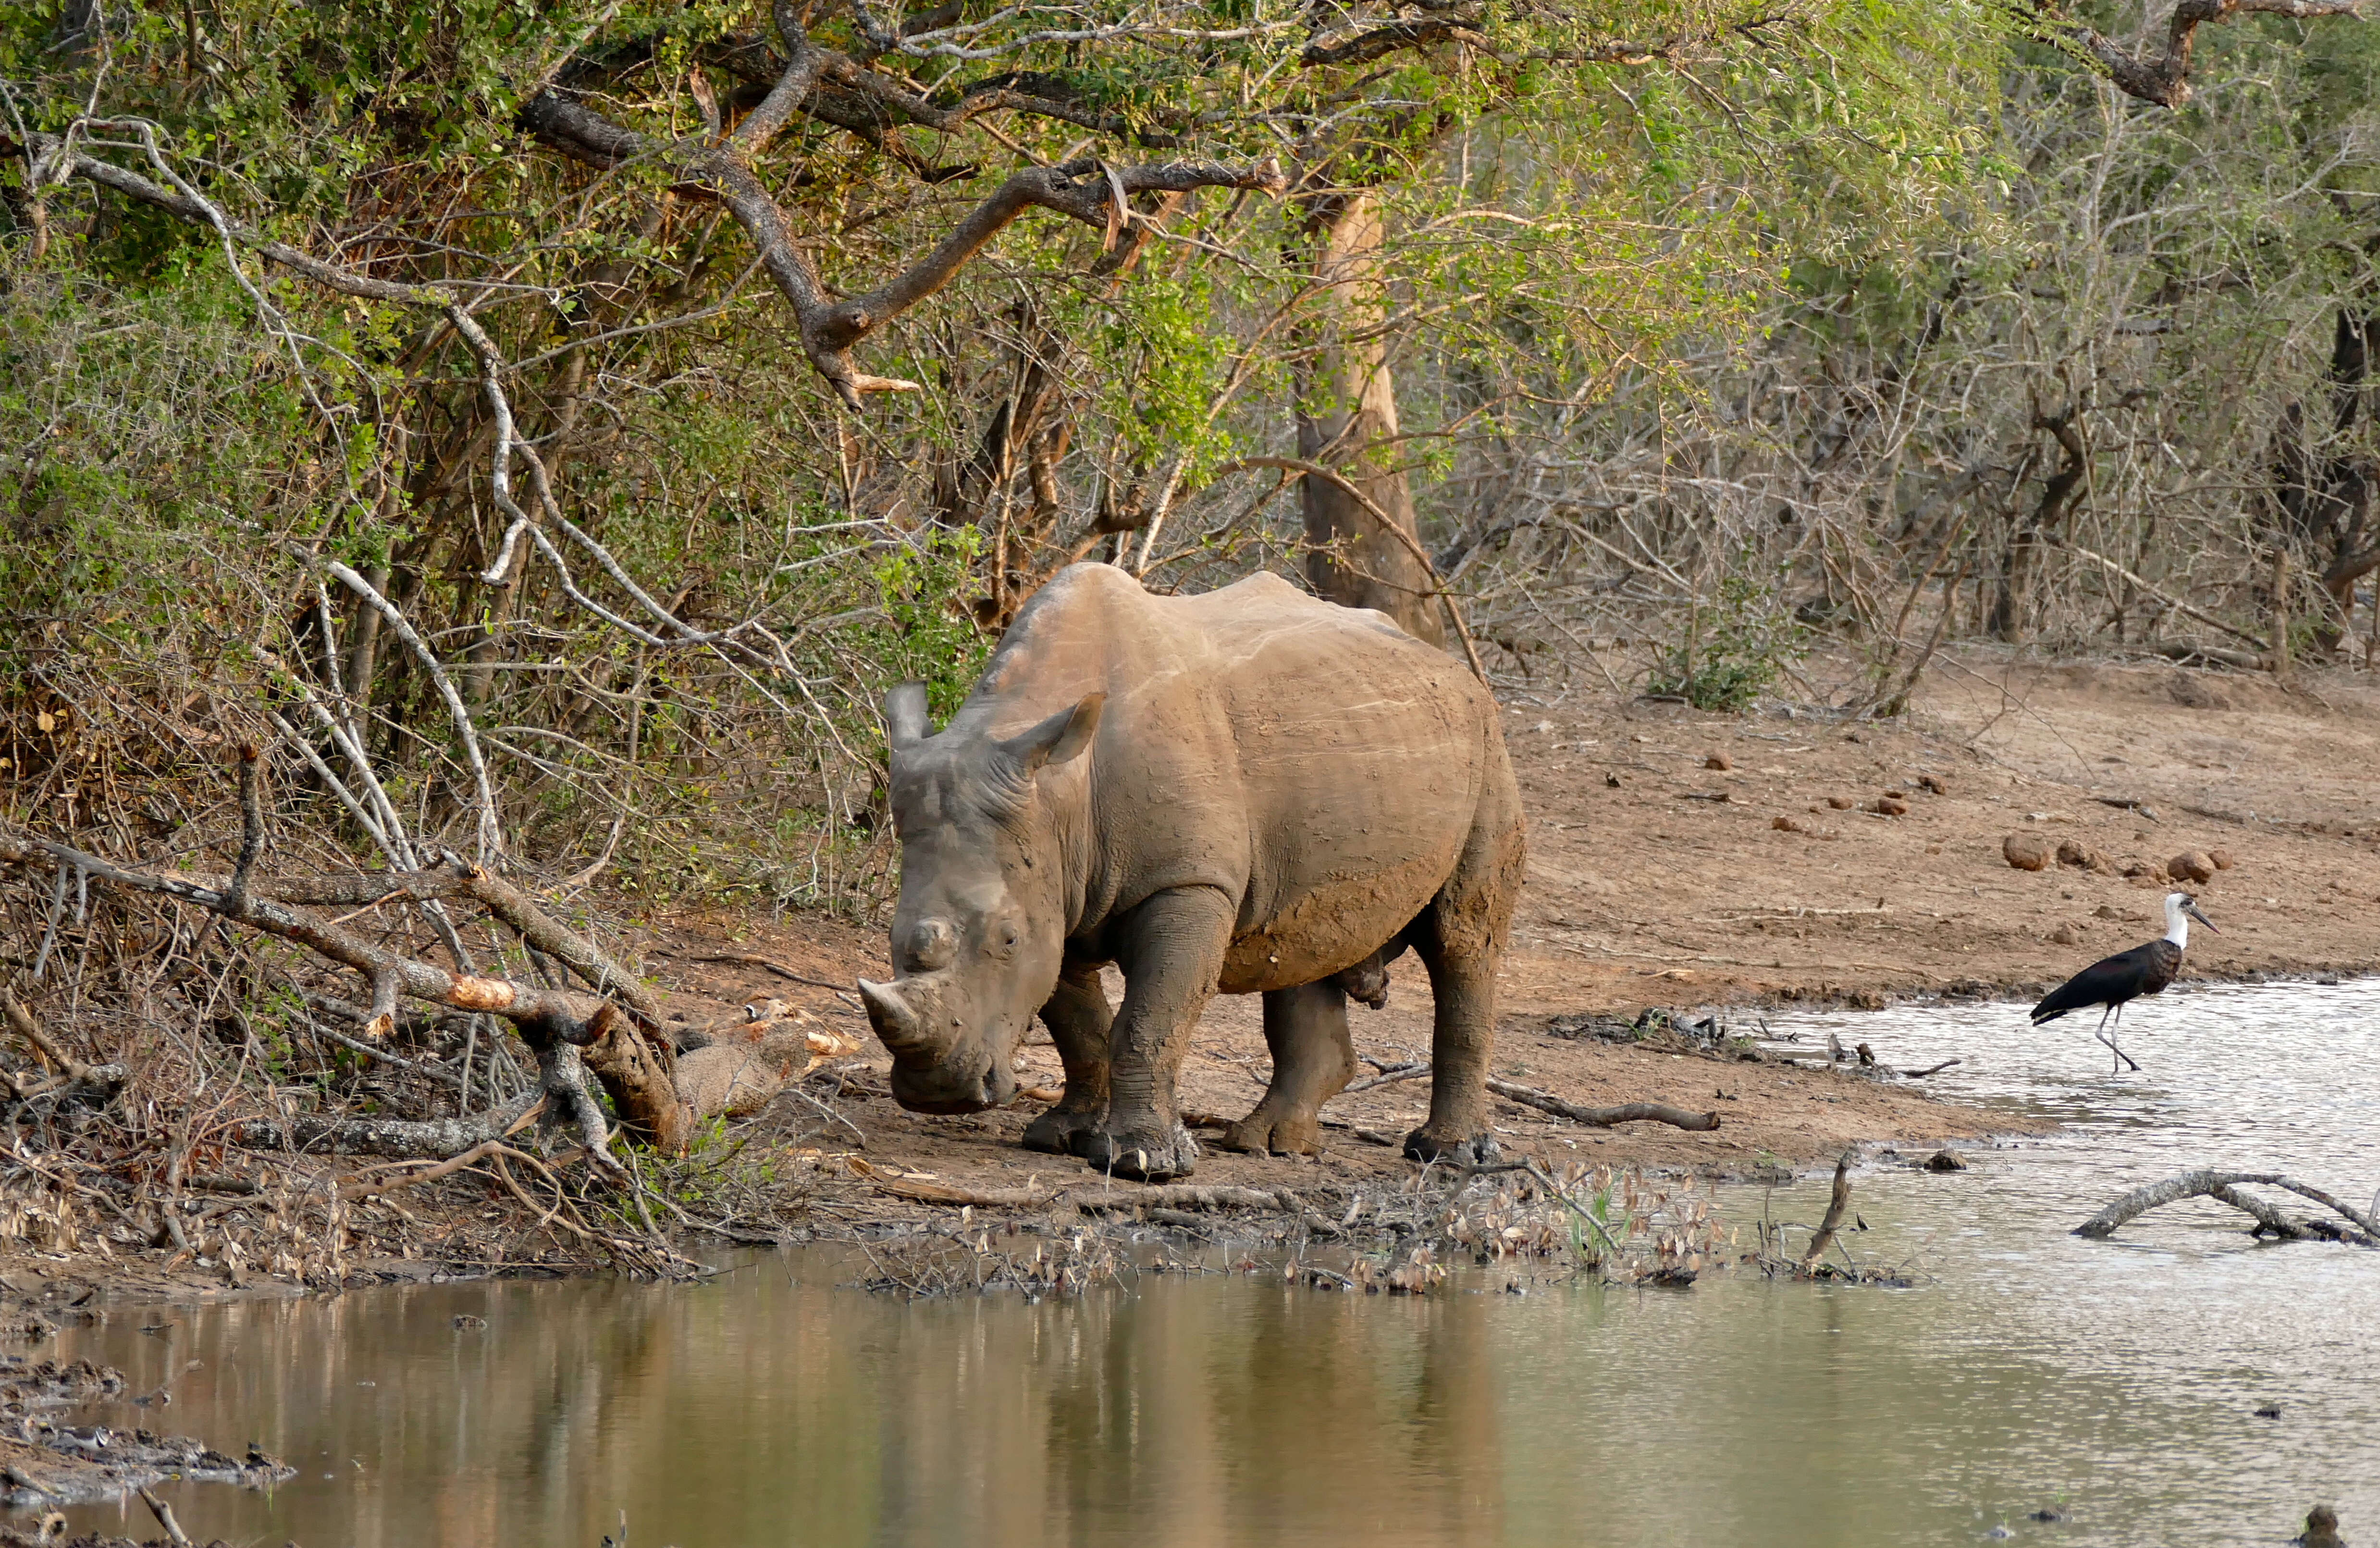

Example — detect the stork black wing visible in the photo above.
[2030,941,2166,1024]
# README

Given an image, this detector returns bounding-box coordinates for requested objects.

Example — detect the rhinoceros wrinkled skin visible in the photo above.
[857,563,1525,1181]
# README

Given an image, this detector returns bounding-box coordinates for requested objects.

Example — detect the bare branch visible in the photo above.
[2022,0,2366,109]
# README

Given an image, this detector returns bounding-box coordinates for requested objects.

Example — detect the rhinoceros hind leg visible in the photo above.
[1404,770,1525,1167]
[1066,887,1234,1181]
[1220,978,1356,1155]
[1021,960,1113,1154]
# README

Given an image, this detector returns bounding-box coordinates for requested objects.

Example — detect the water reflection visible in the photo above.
[47,979,2380,1548]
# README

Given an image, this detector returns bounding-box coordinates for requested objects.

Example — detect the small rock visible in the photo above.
[2300,1504,2342,1548]
[2122,859,2168,882]
[2094,904,2123,919]
[1872,796,1909,817]
[2004,834,2052,871]
[1604,772,1621,788]
[1826,795,1856,810]
[2255,1403,2282,1419]
[2054,838,2111,872]
[1883,787,1908,800]
[2049,923,2080,946]
[1773,815,1808,833]
[1705,752,1732,770]
[1855,1042,1875,1066]
[1924,1149,1969,1172]
[454,1314,487,1330]
[2169,851,2217,884]
[2027,1509,2064,1523]
[1917,773,1949,795]
[2209,847,2234,870]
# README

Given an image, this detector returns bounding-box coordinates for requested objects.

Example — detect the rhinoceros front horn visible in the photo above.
[857,978,928,1054]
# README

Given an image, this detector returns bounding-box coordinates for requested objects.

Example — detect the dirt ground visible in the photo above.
[605,647,2380,1217]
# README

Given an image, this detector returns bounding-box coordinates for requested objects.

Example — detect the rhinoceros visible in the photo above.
[857,563,1524,1181]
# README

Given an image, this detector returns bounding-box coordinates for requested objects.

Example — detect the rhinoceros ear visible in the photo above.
[884,681,931,755]
[1002,693,1104,774]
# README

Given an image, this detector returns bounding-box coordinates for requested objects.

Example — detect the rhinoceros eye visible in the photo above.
[989,920,1021,961]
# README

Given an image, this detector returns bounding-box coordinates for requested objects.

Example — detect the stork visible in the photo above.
[2031,892,2218,1073]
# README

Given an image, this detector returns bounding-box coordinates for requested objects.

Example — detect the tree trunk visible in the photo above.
[1293,192,1444,646]
[1990,410,2087,642]
[2270,304,2380,656]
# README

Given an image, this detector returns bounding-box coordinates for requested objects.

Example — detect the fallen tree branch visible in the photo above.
[2,989,102,1085]
[336,1139,508,1199]
[1484,1077,1721,1131]
[1339,1060,1429,1093]
[2074,1169,2380,1244]
[236,1092,544,1161]
[674,950,855,996]
[0,988,126,1109]
[1328,1063,1720,1129]
[2049,539,2274,653]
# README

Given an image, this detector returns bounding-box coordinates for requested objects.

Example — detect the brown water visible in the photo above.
[42,979,2380,1547]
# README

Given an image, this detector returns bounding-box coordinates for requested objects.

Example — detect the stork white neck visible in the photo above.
[2163,893,2191,949]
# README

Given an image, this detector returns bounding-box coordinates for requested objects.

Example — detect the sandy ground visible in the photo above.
[614,646,2380,1213]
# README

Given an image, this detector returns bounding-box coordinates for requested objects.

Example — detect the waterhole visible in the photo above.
[43,980,2380,1547]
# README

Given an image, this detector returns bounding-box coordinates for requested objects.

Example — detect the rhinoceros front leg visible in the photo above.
[1069,886,1233,1182]
[1218,978,1356,1156]
[1021,960,1112,1155]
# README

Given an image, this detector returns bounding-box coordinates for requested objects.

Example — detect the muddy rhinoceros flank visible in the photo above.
[857,563,1525,1181]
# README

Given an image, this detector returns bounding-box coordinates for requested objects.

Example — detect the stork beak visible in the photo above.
[2187,902,2220,934]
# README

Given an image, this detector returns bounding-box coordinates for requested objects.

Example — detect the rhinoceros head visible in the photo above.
[858,680,1102,1113]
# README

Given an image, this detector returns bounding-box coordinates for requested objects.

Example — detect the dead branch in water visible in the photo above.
[2075,1170,2380,1245]
[1802,1153,1855,1267]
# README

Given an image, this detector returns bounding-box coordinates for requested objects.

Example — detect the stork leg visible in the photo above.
[2092,1003,2141,1075]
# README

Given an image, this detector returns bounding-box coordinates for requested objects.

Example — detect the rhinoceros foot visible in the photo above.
[1071,1122,1201,1182]
[1217,1109,1323,1157]
[1020,1102,1103,1155]
[1402,1127,1500,1167]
